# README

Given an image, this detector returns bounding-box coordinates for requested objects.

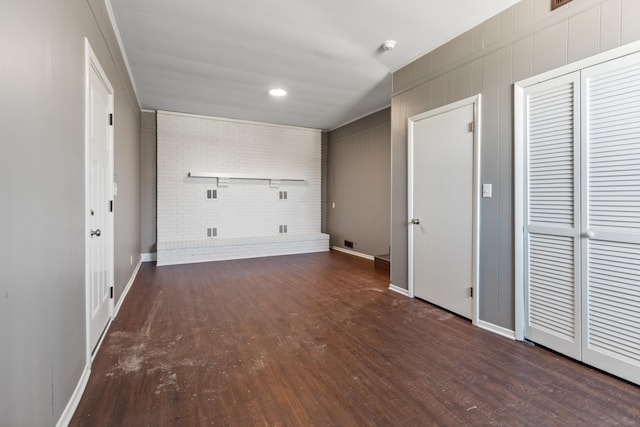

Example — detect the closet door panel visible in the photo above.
[582,52,640,384]
[523,72,582,359]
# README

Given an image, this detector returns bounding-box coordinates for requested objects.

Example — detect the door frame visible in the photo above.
[514,39,640,342]
[84,38,115,363]
[407,94,481,325]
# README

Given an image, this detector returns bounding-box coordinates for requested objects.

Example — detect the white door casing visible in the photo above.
[84,39,114,358]
[408,95,481,323]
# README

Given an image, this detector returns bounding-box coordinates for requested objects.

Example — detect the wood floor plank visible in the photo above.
[71,251,640,426]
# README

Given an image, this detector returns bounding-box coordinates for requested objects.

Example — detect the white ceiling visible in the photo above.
[108,0,519,130]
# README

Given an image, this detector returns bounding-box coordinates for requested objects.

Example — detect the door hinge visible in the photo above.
[109,113,113,126]
[468,122,475,133]
[110,286,114,299]
[109,200,113,212]
[469,287,474,298]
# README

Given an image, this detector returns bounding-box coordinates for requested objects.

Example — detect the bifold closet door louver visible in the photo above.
[523,71,582,360]
[582,53,640,384]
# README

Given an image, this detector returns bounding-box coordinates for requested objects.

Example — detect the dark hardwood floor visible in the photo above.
[71,251,640,426]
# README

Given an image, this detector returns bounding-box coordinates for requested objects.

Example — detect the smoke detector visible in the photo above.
[382,40,396,51]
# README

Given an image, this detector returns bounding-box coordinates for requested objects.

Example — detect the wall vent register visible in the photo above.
[551,0,572,10]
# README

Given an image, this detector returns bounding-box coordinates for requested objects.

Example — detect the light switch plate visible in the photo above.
[482,184,492,198]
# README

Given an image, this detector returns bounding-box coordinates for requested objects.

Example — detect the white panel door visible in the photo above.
[581,52,640,384]
[411,102,475,319]
[522,72,582,360]
[86,51,114,353]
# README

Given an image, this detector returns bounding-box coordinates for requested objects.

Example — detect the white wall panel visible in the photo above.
[156,111,323,264]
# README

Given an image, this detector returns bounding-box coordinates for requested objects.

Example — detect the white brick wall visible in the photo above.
[157,111,327,264]
[156,233,330,266]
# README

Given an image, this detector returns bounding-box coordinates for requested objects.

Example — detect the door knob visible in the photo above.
[410,218,420,225]
[91,229,102,237]
[584,230,594,239]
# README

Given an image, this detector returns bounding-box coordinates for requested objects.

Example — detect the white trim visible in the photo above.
[328,104,391,132]
[114,258,142,318]
[141,108,156,113]
[84,38,115,364]
[388,284,410,297]
[471,96,481,327]
[104,0,141,108]
[407,94,481,326]
[331,246,374,260]
[83,38,92,365]
[513,83,526,342]
[157,109,322,133]
[141,252,157,262]
[91,321,110,363]
[477,320,516,341]
[407,107,415,298]
[55,364,91,427]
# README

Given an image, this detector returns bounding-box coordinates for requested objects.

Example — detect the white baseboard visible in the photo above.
[141,252,157,262]
[114,258,142,318]
[478,320,516,340]
[388,283,410,297]
[331,246,374,260]
[55,363,90,427]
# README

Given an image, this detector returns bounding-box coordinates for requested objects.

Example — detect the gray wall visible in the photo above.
[328,108,391,256]
[321,131,328,234]
[0,0,141,425]
[391,0,640,330]
[141,111,157,254]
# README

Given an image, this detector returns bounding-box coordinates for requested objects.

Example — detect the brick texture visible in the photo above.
[156,111,327,265]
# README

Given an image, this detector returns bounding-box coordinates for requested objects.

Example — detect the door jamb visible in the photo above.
[84,38,115,364]
[407,94,481,325]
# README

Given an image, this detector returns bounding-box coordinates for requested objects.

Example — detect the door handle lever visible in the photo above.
[91,229,102,237]
[410,218,420,225]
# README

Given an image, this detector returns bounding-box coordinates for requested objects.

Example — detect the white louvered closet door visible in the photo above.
[581,52,640,384]
[523,72,582,360]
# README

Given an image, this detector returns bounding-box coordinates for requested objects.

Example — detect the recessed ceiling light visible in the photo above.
[269,88,287,97]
